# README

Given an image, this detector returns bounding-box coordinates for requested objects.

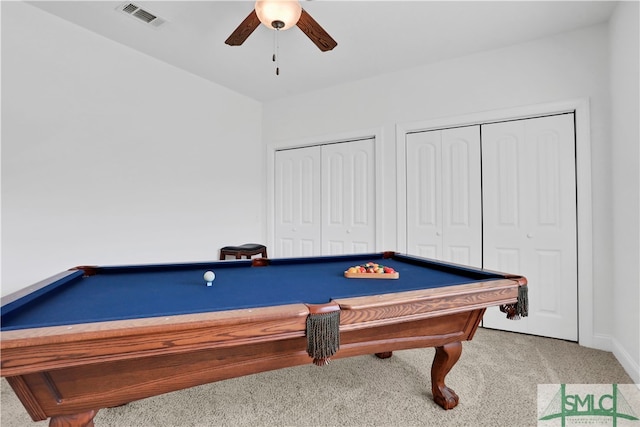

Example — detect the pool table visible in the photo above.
[1,252,527,426]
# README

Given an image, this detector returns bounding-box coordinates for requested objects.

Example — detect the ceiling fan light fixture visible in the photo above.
[255,0,302,31]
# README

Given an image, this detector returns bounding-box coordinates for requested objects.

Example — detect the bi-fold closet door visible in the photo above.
[274,138,376,258]
[405,114,578,341]
[274,145,322,257]
[405,126,482,268]
[481,114,577,340]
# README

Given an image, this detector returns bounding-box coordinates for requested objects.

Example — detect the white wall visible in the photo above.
[610,1,640,383]
[1,2,263,296]
[263,25,615,346]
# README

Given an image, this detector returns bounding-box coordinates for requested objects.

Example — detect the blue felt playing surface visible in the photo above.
[1,254,502,331]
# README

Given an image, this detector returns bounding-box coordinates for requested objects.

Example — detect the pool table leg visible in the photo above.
[431,341,462,410]
[49,409,97,427]
[374,351,393,359]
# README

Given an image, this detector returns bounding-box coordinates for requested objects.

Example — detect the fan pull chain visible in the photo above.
[273,28,280,76]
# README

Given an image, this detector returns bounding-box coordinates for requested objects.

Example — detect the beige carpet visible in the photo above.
[1,328,634,427]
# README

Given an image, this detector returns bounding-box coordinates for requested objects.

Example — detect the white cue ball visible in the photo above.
[204,271,215,286]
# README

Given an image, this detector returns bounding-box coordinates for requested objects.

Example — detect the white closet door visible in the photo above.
[441,127,482,267]
[482,114,578,341]
[322,139,376,255]
[406,126,482,267]
[274,147,322,257]
[406,130,442,259]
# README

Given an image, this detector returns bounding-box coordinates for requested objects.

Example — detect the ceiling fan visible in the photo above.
[225,0,337,52]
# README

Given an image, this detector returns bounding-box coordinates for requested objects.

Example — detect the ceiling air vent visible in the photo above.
[117,3,167,28]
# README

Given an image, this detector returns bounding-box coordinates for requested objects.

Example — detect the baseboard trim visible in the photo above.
[588,332,613,352]
[612,337,640,384]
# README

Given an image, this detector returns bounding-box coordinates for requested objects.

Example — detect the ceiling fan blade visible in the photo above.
[225,10,260,46]
[296,9,337,52]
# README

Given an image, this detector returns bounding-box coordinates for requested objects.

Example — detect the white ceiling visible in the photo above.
[28,1,617,102]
